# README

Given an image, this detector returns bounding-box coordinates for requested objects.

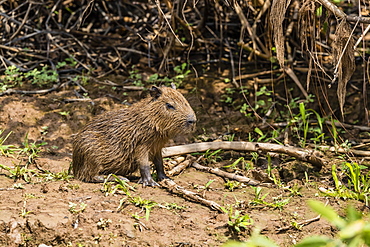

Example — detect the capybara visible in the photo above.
[72,85,196,186]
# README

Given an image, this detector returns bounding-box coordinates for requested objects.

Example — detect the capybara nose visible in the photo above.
[187,115,197,126]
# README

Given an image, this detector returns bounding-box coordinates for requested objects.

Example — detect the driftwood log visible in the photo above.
[163,141,327,170]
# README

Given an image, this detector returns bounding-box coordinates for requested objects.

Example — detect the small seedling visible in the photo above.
[130,196,157,221]
[223,157,245,170]
[69,202,87,214]
[221,205,254,233]
[0,130,20,156]
[0,163,36,182]
[101,174,135,196]
[250,187,289,210]
[284,184,303,197]
[40,169,73,181]
[193,149,223,164]
[224,180,241,192]
[204,179,214,190]
[19,200,32,218]
[322,163,370,206]
[131,212,144,220]
[20,133,47,164]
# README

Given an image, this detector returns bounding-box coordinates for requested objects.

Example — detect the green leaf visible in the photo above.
[339,220,365,239]
[295,235,333,247]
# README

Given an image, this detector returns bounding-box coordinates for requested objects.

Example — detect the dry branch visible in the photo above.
[167,158,194,177]
[162,141,326,169]
[159,179,223,213]
[191,162,265,187]
[276,215,321,232]
[315,145,370,157]
[316,0,370,24]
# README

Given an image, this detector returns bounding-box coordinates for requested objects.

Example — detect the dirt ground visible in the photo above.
[0,79,368,247]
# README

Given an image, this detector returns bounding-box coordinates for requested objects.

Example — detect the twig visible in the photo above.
[167,157,196,177]
[276,214,321,232]
[159,179,223,213]
[191,162,265,187]
[284,66,309,100]
[314,145,370,157]
[0,84,60,96]
[235,69,283,81]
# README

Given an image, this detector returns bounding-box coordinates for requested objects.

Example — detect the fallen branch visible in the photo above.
[191,162,267,187]
[276,214,321,232]
[315,145,370,157]
[159,179,223,213]
[0,84,61,96]
[316,0,370,24]
[163,141,326,170]
[167,157,195,177]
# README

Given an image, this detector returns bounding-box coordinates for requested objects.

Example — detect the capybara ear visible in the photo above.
[150,85,162,99]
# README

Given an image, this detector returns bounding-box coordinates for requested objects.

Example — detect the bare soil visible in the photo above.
[0,80,368,247]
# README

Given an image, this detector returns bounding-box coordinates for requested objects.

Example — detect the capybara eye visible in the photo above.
[166,103,175,110]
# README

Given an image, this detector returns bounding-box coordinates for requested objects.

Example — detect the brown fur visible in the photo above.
[72,86,196,185]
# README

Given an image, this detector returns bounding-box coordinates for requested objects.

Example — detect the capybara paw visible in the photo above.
[138,177,159,187]
[157,174,170,181]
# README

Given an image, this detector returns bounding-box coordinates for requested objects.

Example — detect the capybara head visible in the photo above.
[143,85,197,137]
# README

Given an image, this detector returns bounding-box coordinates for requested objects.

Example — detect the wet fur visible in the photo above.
[72,86,196,183]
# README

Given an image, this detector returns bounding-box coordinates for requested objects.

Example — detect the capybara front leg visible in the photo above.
[137,154,158,186]
[153,153,169,181]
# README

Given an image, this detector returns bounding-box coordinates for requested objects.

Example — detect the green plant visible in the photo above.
[1,66,24,91]
[128,196,157,221]
[39,169,73,181]
[298,200,370,247]
[221,205,254,233]
[159,202,186,211]
[322,163,370,206]
[101,174,135,196]
[69,202,87,214]
[223,229,279,247]
[193,149,223,164]
[19,200,32,218]
[223,157,245,170]
[0,130,20,156]
[250,187,289,210]
[254,127,282,144]
[147,62,191,88]
[223,201,370,247]
[284,184,303,197]
[26,66,58,86]
[287,101,325,148]
[129,66,144,87]
[224,180,241,192]
[0,163,36,182]
[20,133,47,164]
[1,58,83,92]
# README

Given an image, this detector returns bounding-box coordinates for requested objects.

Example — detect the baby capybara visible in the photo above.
[72,85,196,186]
